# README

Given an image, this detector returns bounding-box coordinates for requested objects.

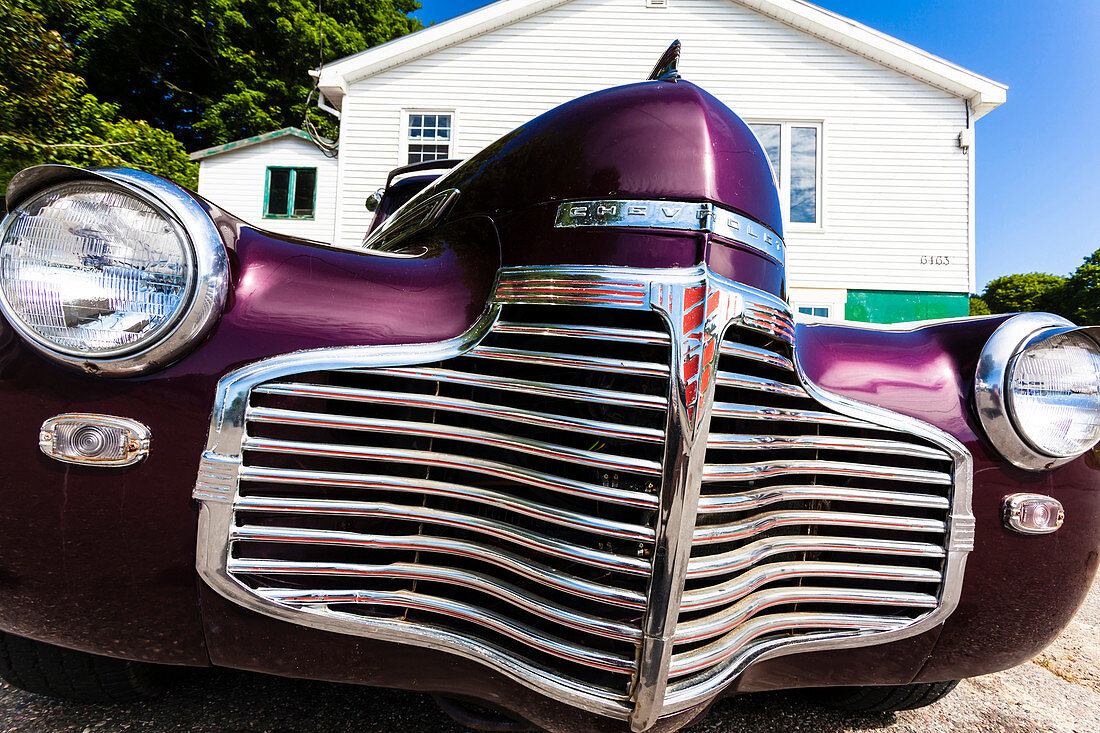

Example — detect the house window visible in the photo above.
[265,167,316,219]
[751,124,781,185]
[790,127,818,224]
[407,112,452,164]
[748,122,822,226]
[797,305,831,318]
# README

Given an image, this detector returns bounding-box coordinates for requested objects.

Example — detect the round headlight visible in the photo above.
[1008,331,1100,457]
[0,166,229,376]
[976,313,1100,470]
[0,181,193,357]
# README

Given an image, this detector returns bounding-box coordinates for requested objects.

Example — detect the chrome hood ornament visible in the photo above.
[648,40,682,82]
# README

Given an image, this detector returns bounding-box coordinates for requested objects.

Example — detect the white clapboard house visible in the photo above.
[191,128,339,242]
[193,0,1007,322]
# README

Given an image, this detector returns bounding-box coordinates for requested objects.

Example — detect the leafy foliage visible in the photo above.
[0,1,197,191]
[40,0,423,150]
[977,250,1100,325]
[1060,250,1100,325]
[969,296,991,316]
[2,0,422,192]
[981,272,1067,314]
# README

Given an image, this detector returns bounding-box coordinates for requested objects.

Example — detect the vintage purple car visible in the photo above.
[0,44,1097,732]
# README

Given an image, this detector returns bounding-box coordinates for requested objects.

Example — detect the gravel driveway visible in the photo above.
[1,579,1096,733]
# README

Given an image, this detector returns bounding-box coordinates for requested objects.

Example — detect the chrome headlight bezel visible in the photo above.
[975,312,1100,470]
[0,166,230,376]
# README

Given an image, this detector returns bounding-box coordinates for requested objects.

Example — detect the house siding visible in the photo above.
[332,0,973,297]
[196,136,338,242]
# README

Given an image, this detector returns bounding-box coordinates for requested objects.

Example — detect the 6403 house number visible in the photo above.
[921,255,950,266]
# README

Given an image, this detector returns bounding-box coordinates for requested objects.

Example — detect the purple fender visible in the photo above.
[0,202,500,665]
[789,317,1100,684]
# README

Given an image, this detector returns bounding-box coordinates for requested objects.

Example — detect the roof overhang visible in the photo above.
[189,127,316,161]
[317,0,1006,119]
[317,0,573,111]
[738,0,1006,120]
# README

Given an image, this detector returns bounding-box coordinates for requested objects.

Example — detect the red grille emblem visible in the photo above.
[670,281,741,429]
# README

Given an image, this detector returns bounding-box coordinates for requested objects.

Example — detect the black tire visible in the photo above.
[0,631,168,703]
[811,680,960,713]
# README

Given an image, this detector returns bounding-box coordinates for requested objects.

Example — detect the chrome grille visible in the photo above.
[227,303,670,707]
[194,264,972,727]
[665,319,957,708]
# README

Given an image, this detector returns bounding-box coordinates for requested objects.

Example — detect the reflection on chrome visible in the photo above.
[194,264,973,728]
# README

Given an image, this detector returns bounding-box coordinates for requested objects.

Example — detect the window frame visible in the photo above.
[796,304,832,319]
[263,166,317,220]
[746,120,824,231]
[400,109,456,166]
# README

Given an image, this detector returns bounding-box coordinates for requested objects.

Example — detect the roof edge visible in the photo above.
[189,127,315,161]
[318,0,571,95]
[317,0,1007,117]
[739,0,1007,118]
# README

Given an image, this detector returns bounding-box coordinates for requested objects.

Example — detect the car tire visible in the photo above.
[0,631,168,702]
[811,680,960,713]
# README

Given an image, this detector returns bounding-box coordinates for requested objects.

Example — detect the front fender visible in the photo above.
[796,316,1100,681]
[0,167,501,662]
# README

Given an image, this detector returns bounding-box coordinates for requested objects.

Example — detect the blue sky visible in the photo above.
[412,0,1100,291]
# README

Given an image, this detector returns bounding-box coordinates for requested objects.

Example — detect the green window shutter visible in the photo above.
[265,167,317,220]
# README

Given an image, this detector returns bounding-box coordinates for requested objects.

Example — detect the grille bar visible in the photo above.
[493,322,670,346]
[365,367,668,411]
[493,278,649,307]
[241,444,656,540]
[697,484,951,513]
[244,414,658,506]
[246,415,661,478]
[715,371,807,397]
[706,433,951,460]
[720,341,794,371]
[249,402,660,454]
[256,587,637,673]
[668,613,908,677]
[712,401,890,430]
[701,459,952,484]
[673,586,939,643]
[229,559,641,641]
[686,535,947,579]
[690,510,946,544]
[252,384,666,443]
[231,525,648,609]
[467,345,670,377]
[742,303,796,342]
[235,494,654,575]
[679,561,943,612]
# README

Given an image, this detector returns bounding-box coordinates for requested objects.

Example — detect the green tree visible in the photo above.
[969,296,991,316]
[1060,249,1100,325]
[980,272,1067,314]
[0,1,196,192]
[41,0,422,150]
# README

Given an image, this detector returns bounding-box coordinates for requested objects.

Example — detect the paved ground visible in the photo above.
[0,580,1096,733]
